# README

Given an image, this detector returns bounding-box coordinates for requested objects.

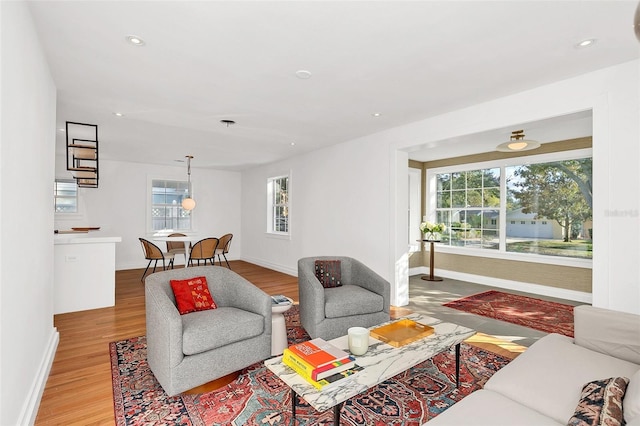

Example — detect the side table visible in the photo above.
[271,297,293,356]
[420,240,443,282]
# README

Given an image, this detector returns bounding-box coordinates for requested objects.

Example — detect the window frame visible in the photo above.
[54,179,79,214]
[426,148,592,268]
[266,173,291,238]
[147,176,194,233]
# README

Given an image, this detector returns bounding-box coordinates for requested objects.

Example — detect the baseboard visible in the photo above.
[240,256,297,277]
[18,327,59,425]
[409,266,592,303]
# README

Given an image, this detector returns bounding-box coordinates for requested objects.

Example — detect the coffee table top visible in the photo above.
[264,313,475,412]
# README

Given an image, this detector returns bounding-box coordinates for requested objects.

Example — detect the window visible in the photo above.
[54,179,78,213]
[428,150,592,260]
[151,179,191,231]
[267,175,289,234]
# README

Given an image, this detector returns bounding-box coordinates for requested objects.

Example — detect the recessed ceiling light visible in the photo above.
[372,112,381,117]
[58,128,65,132]
[295,70,312,79]
[575,38,596,49]
[126,35,145,46]
[113,112,124,117]
[290,142,296,146]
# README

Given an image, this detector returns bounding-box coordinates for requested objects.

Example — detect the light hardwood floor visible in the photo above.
[35,261,521,425]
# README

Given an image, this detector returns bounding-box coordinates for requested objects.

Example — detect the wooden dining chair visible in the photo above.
[215,233,233,269]
[188,237,219,266]
[139,238,175,281]
[166,233,188,264]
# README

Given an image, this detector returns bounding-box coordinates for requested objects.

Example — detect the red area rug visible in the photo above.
[111,306,510,425]
[443,290,575,337]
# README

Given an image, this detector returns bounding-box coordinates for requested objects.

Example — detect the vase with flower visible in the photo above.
[420,221,446,241]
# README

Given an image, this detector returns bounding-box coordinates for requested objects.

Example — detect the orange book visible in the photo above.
[288,338,350,369]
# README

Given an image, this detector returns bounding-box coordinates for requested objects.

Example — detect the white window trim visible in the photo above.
[146,175,195,234]
[266,172,291,239]
[426,148,593,269]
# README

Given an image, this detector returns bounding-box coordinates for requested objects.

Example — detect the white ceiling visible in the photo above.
[27,1,640,171]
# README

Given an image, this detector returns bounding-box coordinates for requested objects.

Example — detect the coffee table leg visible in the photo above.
[291,390,297,424]
[455,343,461,388]
[333,402,344,425]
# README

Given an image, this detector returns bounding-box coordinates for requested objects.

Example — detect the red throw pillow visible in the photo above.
[314,260,342,288]
[170,276,217,315]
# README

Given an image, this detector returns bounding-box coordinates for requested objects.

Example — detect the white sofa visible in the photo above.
[428,305,640,425]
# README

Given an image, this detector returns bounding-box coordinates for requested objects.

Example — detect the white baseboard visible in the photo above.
[240,256,297,277]
[19,327,59,426]
[409,267,592,303]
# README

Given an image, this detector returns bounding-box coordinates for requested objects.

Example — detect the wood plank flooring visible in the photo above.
[35,261,521,425]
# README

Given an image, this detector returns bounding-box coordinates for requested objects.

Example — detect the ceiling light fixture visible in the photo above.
[113,112,124,117]
[635,1,640,42]
[295,70,312,79]
[496,130,541,152]
[126,35,145,46]
[372,112,381,117]
[575,38,596,49]
[181,155,196,211]
[220,119,235,127]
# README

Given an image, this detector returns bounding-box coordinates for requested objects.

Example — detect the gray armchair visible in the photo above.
[298,256,391,341]
[145,266,272,396]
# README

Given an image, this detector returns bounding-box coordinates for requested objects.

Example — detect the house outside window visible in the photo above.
[267,175,289,235]
[54,179,78,213]
[428,149,592,260]
[151,179,191,231]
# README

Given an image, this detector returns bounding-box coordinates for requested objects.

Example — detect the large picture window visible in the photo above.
[267,175,289,234]
[151,179,191,231]
[428,150,592,260]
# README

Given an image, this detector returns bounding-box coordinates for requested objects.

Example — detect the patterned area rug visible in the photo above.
[111,306,510,425]
[443,290,575,337]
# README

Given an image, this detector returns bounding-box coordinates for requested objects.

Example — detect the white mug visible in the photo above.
[348,327,370,356]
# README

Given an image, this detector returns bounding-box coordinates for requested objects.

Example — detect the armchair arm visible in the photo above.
[349,258,391,313]
[298,257,327,323]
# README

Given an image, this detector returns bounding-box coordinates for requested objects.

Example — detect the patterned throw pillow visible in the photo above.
[170,276,217,315]
[314,260,342,288]
[567,377,629,426]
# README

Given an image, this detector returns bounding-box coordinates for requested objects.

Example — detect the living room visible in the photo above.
[2,1,640,425]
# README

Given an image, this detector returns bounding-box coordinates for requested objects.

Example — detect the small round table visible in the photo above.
[271,297,293,356]
[420,239,443,282]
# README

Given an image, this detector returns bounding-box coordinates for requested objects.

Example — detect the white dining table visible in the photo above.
[152,235,204,268]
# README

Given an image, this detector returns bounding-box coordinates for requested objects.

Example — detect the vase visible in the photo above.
[424,232,437,241]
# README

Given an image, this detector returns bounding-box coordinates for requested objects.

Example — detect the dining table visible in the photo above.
[152,234,204,268]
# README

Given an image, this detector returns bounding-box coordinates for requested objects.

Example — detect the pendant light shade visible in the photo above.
[496,130,540,152]
[182,155,196,211]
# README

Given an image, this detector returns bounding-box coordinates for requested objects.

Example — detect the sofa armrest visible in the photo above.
[574,305,640,364]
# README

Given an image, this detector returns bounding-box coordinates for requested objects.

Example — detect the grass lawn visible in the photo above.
[506,239,592,258]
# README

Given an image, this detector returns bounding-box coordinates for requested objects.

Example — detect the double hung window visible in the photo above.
[151,179,191,231]
[267,175,289,235]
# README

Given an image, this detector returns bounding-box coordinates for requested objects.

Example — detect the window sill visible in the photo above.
[265,232,291,241]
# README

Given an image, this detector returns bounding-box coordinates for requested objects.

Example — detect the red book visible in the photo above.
[288,338,350,369]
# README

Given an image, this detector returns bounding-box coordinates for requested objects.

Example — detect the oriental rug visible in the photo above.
[111,306,510,425]
[443,290,575,337]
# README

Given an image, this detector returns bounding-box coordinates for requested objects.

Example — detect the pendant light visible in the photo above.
[182,155,196,211]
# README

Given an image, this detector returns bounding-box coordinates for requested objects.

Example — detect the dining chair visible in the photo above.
[188,237,219,266]
[139,238,175,281]
[166,233,188,264]
[215,233,233,269]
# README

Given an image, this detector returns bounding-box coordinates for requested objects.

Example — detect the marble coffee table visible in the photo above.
[264,313,476,425]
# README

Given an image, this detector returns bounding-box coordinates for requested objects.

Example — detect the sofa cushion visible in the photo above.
[567,377,629,426]
[315,260,342,288]
[484,333,640,425]
[324,285,384,318]
[624,370,640,423]
[182,306,264,356]
[170,276,217,315]
[426,389,563,426]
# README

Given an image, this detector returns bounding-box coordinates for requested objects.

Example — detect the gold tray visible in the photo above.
[370,319,434,347]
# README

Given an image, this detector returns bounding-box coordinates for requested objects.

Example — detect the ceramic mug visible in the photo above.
[348,327,370,356]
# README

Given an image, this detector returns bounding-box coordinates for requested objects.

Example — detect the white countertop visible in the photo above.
[54,230,122,244]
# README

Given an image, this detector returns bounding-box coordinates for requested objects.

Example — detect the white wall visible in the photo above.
[1,2,59,424]
[54,157,242,270]
[242,59,640,315]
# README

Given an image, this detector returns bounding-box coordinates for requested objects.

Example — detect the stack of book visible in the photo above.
[271,295,291,305]
[282,338,363,390]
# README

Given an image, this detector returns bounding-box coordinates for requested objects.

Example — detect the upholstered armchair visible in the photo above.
[145,266,272,396]
[298,256,391,341]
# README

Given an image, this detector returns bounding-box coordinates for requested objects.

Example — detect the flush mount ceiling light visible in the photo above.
[220,119,235,127]
[496,130,541,152]
[295,70,312,79]
[181,155,196,211]
[126,35,145,46]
